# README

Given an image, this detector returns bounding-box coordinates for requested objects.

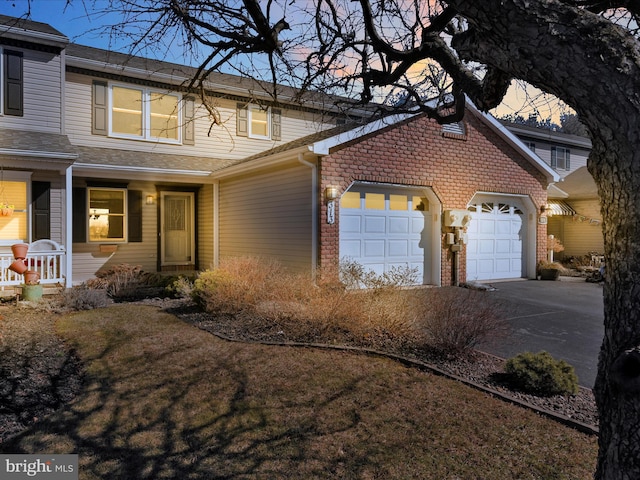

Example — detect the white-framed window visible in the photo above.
[551,146,570,170]
[109,83,181,143]
[0,173,29,244]
[248,104,271,139]
[88,188,127,242]
[524,141,536,152]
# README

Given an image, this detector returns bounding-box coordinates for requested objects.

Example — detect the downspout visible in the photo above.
[65,165,73,288]
[298,153,318,279]
[213,181,219,268]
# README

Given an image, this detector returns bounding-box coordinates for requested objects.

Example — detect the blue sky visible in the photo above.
[1,0,564,121]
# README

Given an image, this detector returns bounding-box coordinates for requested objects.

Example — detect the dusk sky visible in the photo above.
[2,0,565,122]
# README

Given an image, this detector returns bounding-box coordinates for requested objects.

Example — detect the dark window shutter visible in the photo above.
[551,147,557,169]
[72,187,86,243]
[128,190,143,242]
[237,103,248,137]
[183,97,195,145]
[566,150,570,170]
[92,81,108,135]
[4,50,23,116]
[271,108,281,141]
[32,182,51,241]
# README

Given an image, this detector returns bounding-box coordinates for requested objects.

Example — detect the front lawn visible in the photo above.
[1,304,597,479]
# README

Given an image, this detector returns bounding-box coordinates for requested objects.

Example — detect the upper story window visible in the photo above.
[523,141,535,152]
[1,48,23,116]
[109,84,181,143]
[236,103,281,141]
[551,146,571,170]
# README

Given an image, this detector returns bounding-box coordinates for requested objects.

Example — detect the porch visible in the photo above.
[0,240,66,294]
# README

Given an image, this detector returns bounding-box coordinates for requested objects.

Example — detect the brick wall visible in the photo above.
[318,111,549,285]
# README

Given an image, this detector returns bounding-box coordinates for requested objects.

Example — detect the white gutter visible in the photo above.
[0,26,68,48]
[72,163,211,177]
[298,153,318,278]
[311,113,417,155]
[0,149,78,160]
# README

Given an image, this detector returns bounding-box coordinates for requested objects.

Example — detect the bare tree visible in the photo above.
[36,0,640,477]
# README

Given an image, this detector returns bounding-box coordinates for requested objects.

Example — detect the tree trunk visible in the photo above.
[447,1,640,478]
[590,129,640,479]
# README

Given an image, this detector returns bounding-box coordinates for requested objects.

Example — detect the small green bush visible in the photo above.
[505,351,579,396]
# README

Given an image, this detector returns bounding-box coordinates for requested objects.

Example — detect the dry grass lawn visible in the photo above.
[1,304,597,479]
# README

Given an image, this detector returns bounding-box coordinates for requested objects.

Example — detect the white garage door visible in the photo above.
[339,185,432,284]
[466,201,525,281]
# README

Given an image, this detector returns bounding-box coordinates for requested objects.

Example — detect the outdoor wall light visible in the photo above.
[325,185,339,202]
[146,195,155,205]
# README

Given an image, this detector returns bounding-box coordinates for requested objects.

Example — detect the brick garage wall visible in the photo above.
[318,111,549,285]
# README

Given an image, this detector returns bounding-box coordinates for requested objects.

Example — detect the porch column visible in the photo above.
[65,165,73,287]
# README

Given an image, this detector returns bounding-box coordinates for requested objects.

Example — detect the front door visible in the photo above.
[161,192,195,267]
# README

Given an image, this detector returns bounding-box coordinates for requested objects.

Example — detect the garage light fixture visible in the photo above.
[325,186,339,202]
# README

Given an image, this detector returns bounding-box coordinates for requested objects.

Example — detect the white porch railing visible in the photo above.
[0,240,66,287]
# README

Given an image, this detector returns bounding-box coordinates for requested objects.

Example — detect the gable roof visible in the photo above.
[216,100,560,184]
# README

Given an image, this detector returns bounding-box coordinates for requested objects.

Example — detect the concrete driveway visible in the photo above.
[481,277,604,388]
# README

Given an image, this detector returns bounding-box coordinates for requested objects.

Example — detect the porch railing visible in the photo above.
[0,240,66,287]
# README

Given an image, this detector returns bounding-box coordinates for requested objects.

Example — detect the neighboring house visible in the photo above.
[503,122,603,260]
[0,14,559,290]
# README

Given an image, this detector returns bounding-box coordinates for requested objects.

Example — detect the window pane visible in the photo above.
[390,194,408,210]
[250,108,269,137]
[365,193,385,210]
[112,86,142,136]
[413,196,429,211]
[0,181,27,240]
[89,189,126,242]
[340,191,361,209]
[150,92,179,140]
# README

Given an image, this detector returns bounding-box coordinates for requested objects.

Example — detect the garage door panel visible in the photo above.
[364,216,386,233]
[495,239,511,254]
[480,220,495,234]
[478,259,495,275]
[364,239,385,256]
[341,240,362,258]
[341,215,362,234]
[389,217,410,234]
[496,220,512,235]
[388,239,409,256]
[479,239,495,254]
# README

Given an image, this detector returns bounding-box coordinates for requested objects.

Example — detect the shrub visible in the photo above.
[505,351,579,396]
[62,286,110,310]
[415,287,509,358]
[192,257,289,313]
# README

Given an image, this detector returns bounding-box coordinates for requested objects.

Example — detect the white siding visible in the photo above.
[219,163,313,273]
[2,47,63,133]
[65,72,334,160]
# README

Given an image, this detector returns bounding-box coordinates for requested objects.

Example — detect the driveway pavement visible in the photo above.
[480,277,604,388]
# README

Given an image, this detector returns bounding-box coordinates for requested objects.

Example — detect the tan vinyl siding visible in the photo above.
[65,72,334,159]
[3,47,63,133]
[219,163,312,273]
[198,183,215,270]
[548,198,603,258]
[72,181,159,281]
